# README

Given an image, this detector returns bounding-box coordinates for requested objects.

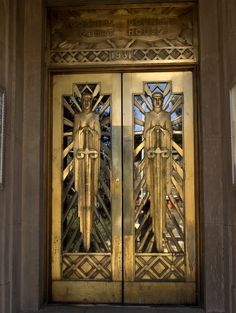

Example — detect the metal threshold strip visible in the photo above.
[24,304,204,313]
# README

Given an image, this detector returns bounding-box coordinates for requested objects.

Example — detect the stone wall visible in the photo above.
[219,0,236,312]
[199,0,236,311]
[0,1,22,313]
[0,0,44,312]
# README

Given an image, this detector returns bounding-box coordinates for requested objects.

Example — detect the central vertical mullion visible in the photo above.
[182,72,196,283]
[111,74,123,283]
[122,73,135,282]
[51,75,63,281]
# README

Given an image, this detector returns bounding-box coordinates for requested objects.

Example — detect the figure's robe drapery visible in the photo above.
[144,110,172,252]
[73,112,101,251]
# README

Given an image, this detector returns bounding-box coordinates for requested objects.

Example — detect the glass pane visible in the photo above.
[133,81,185,281]
[61,83,112,281]
[230,82,236,184]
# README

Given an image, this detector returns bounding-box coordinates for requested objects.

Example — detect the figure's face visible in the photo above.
[82,95,92,111]
[152,94,163,109]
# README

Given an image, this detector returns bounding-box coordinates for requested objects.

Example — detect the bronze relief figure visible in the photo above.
[144,92,172,252]
[73,94,101,251]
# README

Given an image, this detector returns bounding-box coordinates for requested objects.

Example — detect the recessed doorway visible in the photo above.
[51,72,196,304]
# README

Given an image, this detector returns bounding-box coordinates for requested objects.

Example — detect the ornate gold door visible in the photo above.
[51,72,196,304]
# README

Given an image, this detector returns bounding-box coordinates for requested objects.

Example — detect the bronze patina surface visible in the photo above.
[51,72,196,304]
[47,3,197,65]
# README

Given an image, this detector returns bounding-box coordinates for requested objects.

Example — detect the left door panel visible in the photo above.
[51,74,122,303]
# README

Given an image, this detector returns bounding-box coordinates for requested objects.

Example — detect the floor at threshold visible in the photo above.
[26,304,204,313]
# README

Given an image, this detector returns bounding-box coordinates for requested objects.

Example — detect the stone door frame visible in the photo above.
[1,0,233,312]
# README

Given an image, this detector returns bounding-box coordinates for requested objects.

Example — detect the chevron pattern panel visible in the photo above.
[135,254,185,281]
[62,254,112,280]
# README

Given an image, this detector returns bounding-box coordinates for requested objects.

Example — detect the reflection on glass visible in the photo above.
[230,83,236,184]
[62,83,112,253]
[133,82,185,254]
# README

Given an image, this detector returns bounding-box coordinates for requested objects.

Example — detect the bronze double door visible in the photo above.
[51,72,196,304]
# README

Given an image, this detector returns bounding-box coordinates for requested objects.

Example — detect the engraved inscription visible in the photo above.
[128,27,162,37]
[76,19,113,28]
[110,50,133,61]
[128,18,171,26]
[77,29,114,38]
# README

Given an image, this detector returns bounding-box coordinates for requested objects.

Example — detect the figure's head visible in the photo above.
[152,92,163,110]
[81,94,92,112]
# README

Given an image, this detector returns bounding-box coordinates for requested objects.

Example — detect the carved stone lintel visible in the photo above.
[48,4,196,65]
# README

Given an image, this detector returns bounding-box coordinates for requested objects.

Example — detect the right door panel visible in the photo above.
[123,72,196,304]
